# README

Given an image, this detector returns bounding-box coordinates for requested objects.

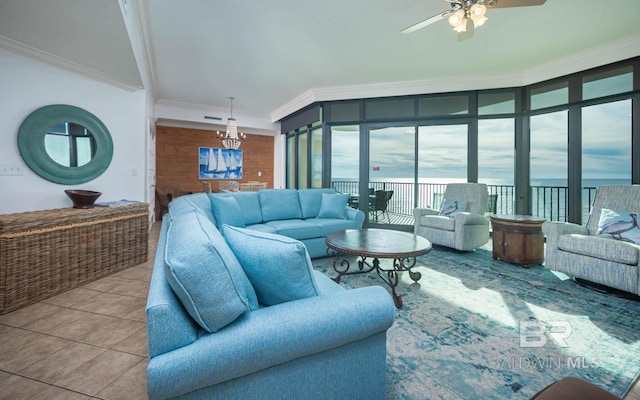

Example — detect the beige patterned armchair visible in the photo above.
[413,183,490,251]
[542,185,640,296]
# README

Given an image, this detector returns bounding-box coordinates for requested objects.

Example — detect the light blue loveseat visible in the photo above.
[179,188,365,258]
[146,189,395,399]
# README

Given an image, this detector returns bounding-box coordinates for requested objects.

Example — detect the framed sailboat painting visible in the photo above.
[198,147,243,180]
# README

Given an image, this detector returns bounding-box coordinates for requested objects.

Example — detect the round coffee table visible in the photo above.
[325,228,432,308]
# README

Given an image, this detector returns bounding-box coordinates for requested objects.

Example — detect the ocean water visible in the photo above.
[332,177,632,223]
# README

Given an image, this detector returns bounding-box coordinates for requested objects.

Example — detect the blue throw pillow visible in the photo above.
[210,195,245,229]
[439,199,467,217]
[596,208,640,244]
[164,210,258,332]
[317,193,348,219]
[222,225,319,306]
[258,189,302,221]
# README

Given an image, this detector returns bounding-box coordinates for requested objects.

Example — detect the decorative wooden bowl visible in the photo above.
[65,189,102,209]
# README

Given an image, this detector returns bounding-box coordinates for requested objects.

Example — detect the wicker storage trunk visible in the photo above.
[0,203,149,314]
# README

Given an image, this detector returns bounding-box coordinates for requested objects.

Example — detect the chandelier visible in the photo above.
[217,97,246,149]
[448,1,488,33]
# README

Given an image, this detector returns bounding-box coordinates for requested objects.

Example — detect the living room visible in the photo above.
[1,1,640,399]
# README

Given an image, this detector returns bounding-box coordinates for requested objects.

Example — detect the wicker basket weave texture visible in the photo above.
[0,203,149,314]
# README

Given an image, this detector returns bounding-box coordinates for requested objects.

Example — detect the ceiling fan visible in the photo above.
[402,0,547,41]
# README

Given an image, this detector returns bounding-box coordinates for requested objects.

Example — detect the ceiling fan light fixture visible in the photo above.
[448,9,466,31]
[470,3,488,27]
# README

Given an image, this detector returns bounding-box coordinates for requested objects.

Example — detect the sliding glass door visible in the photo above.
[368,126,416,226]
[417,124,468,210]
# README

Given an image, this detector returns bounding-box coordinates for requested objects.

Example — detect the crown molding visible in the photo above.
[523,34,640,85]
[0,34,143,92]
[155,99,279,135]
[270,72,524,122]
[271,34,640,122]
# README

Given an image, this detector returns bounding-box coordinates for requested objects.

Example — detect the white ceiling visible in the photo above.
[2,0,640,128]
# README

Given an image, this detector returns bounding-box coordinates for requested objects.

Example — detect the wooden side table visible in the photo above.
[490,214,545,268]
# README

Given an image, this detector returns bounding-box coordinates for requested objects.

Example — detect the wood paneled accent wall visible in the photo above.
[155,124,274,199]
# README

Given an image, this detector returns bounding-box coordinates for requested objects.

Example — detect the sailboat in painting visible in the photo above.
[206,148,216,173]
[216,148,227,178]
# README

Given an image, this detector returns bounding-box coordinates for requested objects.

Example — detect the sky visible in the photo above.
[330,98,632,185]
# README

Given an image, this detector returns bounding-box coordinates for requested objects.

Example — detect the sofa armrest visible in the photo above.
[147,286,395,399]
[542,221,588,247]
[346,207,365,227]
[455,212,489,226]
[414,207,439,220]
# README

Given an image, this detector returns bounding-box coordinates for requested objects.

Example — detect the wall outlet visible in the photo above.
[0,164,24,176]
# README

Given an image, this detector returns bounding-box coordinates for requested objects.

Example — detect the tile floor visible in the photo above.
[0,222,161,400]
[2,221,639,400]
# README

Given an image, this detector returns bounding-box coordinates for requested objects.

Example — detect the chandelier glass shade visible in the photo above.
[448,2,488,32]
[217,97,246,149]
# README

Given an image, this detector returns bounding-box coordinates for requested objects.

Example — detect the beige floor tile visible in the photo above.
[19,342,105,383]
[27,385,92,400]
[0,332,71,372]
[123,305,148,323]
[47,312,119,341]
[80,317,145,348]
[107,278,152,298]
[112,326,148,357]
[0,302,61,327]
[112,264,153,281]
[71,292,147,318]
[0,326,44,354]
[83,275,132,293]
[43,287,102,308]
[54,349,143,396]
[97,359,149,400]
[0,374,50,400]
[21,307,92,334]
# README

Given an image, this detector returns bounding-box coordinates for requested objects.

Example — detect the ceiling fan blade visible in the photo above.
[487,0,546,8]
[457,19,474,42]
[401,10,454,34]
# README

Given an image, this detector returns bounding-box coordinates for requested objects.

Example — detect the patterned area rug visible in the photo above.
[313,246,640,399]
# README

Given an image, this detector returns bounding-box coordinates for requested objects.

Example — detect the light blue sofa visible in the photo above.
[174,188,365,258]
[146,189,395,399]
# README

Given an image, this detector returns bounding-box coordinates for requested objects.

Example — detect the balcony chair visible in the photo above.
[486,194,498,215]
[413,183,490,251]
[542,185,640,296]
[370,190,393,223]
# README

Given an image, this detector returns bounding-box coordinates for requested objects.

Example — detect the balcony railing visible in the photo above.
[331,180,598,225]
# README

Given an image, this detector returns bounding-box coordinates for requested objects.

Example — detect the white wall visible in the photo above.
[0,48,147,214]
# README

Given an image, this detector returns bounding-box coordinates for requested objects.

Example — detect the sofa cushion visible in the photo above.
[596,208,640,245]
[558,233,639,265]
[169,195,211,220]
[164,210,258,332]
[298,188,335,219]
[209,192,263,225]
[259,189,303,221]
[210,195,245,229]
[245,223,278,234]
[222,225,319,306]
[419,215,456,231]
[439,199,467,216]
[313,218,358,236]
[317,193,349,219]
[264,219,321,240]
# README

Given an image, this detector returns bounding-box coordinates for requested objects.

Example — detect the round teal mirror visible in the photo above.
[18,104,113,184]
